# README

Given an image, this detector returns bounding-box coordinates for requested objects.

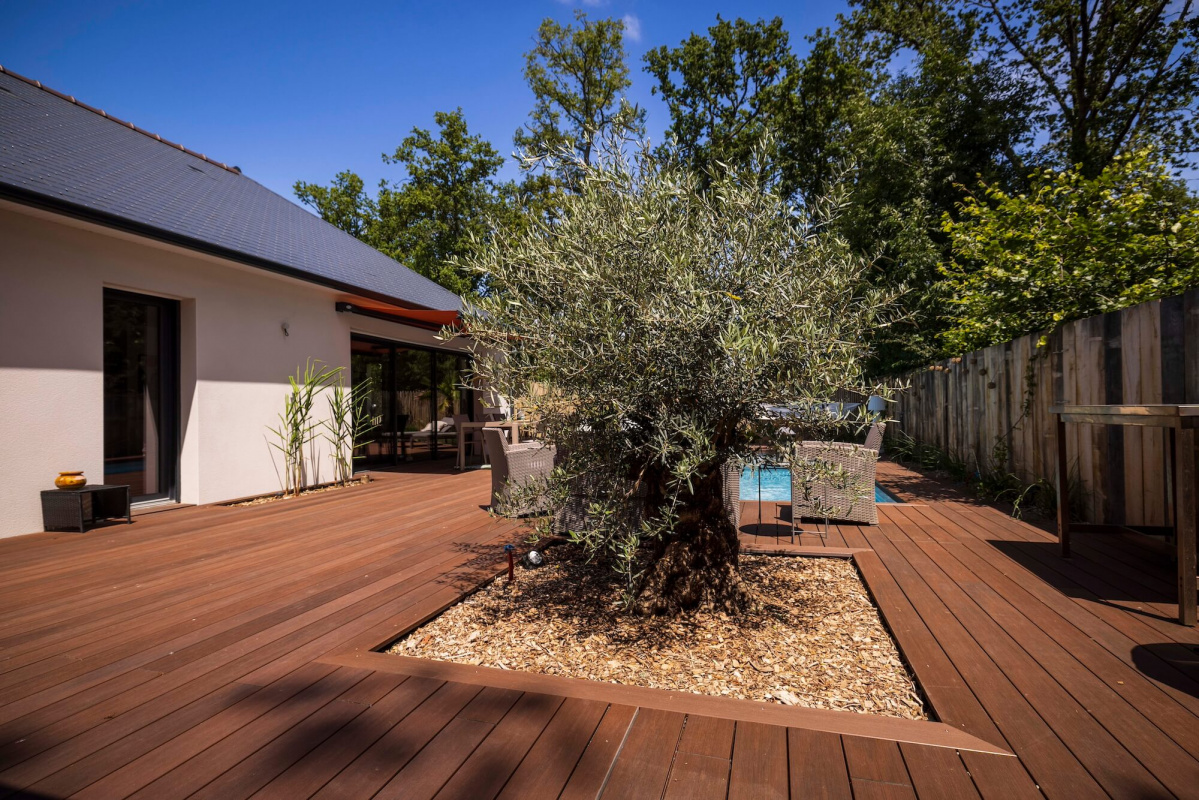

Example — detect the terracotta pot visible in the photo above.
[55,471,86,490]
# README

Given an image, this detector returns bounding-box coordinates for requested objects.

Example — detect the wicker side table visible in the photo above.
[41,485,132,533]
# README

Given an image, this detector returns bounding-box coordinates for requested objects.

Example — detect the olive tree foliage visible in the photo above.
[452,141,895,613]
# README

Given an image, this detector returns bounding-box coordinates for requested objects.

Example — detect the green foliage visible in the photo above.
[452,140,895,610]
[376,109,512,295]
[643,16,802,194]
[290,5,1198,377]
[515,10,644,207]
[293,171,374,240]
[802,6,1038,372]
[641,10,1043,372]
[268,360,341,497]
[787,0,1198,369]
[516,11,644,163]
[295,109,513,296]
[941,148,1199,352]
[972,0,1199,177]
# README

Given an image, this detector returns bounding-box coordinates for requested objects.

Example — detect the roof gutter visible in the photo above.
[0,183,450,313]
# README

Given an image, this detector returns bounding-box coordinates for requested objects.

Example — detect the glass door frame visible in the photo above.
[102,287,181,505]
[350,334,473,466]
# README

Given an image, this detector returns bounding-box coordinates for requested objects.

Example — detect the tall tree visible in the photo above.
[642,10,1037,372]
[515,10,644,202]
[845,0,1199,363]
[295,109,512,296]
[376,109,509,296]
[785,6,1037,371]
[971,0,1199,177]
[293,170,374,241]
[644,16,802,194]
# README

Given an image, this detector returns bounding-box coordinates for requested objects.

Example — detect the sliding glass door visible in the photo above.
[395,347,434,459]
[349,338,396,464]
[350,335,472,466]
[103,289,179,503]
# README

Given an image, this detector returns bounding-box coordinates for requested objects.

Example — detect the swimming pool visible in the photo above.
[739,465,899,503]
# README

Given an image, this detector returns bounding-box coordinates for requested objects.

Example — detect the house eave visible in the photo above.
[0,182,439,312]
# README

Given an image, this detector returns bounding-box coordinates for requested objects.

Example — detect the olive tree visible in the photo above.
[454,143,893,614]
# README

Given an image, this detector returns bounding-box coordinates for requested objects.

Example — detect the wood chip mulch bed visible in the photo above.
[389,546,927,719]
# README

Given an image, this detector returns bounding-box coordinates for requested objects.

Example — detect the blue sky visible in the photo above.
[1,0,852,200]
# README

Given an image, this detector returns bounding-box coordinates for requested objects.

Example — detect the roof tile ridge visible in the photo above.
[0,64,243,175]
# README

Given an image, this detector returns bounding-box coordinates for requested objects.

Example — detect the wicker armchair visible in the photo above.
[482,427,556,517]
[864,421,886,454]
[791,424,883,526]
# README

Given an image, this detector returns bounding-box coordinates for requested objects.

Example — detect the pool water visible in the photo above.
[739,466,899,504]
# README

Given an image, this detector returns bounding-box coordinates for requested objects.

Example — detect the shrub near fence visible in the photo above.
[890,289,1199,526]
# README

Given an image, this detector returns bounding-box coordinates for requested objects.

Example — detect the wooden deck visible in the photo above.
[1,461,1197,798]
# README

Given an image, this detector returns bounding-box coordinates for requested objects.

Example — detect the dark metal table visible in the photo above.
[1051,404,1198,626]
[40,484,132,533]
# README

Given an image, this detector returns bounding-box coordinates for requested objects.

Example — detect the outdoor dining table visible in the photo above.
[455,420,520,470]
[1051,404,1198,626]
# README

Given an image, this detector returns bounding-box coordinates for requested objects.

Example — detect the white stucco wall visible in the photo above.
[0,202,468,539]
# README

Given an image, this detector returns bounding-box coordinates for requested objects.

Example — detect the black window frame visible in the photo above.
[102,287,181,504]
[349,333,473,466]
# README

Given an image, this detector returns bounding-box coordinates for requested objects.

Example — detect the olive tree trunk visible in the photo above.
[634,468,752,615]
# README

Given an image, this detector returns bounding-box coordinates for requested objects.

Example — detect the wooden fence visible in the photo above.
[890,290,1199,525]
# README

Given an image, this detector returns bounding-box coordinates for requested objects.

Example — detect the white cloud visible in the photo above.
[622,13,642,42]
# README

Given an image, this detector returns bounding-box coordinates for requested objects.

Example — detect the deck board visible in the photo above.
[727,721,788,800]
[1,462,1196,798]
[786,728,852,800]
[497,696,609,800]
[598,707,685,799]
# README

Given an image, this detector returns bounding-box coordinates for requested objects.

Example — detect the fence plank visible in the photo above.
[1142,301,1165,527]
[890,293,1194,526]
[1123,306,1145,527]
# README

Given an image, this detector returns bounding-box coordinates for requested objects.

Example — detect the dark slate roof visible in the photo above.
[0,67,461,312]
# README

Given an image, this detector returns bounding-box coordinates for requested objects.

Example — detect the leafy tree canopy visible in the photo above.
[454,141,894,613]
[941,147,1199,352]
[296,5,1197,371]
[515,10,645,193]
[293,170,375,241]
[644,16,802,195]
[295,109,513,296]
[971,0,1199,178]
[375,109,510,295]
